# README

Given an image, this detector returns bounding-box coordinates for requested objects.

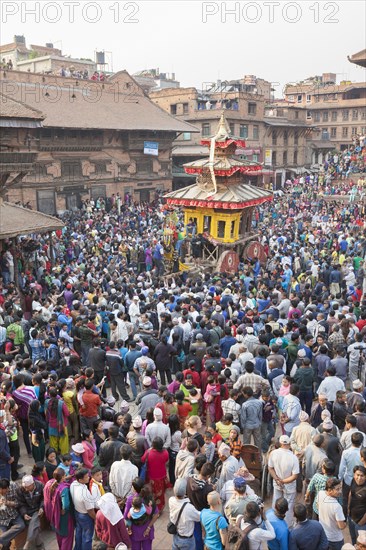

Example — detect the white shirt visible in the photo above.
[109,459,138,499]
[339,446,362,486]
[340,427,366,450]
[219,480,256,507]
[169,497,200,537]
[116,318,128,342]
[317,490,345,542]
[128,303,140,324]
[70,481,96,514]
[268,448,299,493]
[216,455,239,493]
[239,518,276,550]
[317,376,345,402]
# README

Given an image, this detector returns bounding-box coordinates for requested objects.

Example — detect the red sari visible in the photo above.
[141,448,169,511]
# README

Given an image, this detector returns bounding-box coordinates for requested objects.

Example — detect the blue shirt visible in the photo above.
[257,298,270,312]
[219,336,237,359]
[200,509,228,550]
[266,508,289,550]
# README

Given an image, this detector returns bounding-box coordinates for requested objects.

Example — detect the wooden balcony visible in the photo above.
[0,152,38,172]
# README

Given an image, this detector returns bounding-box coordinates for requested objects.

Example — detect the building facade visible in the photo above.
[150,82,310,189]
[284,73,366,165]
[263,104,313,186]
[1,35,97,75]
[0,70,196,214]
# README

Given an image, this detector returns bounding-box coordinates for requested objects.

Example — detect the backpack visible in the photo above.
[226,515,257,550]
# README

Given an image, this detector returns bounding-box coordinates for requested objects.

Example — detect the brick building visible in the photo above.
[284,73,366,165]
[263,104,313,187]
[150,80,310,189]
[0,70,196,214]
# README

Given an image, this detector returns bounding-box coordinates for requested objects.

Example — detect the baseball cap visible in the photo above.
[233,476,247,489]
[279,435,290,445]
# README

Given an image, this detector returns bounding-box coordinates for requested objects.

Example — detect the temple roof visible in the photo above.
[200,112,246,149]
[183,157,262,176]
[165,182,273,210]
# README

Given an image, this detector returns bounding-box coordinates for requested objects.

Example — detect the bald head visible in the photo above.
[207,491,221,508]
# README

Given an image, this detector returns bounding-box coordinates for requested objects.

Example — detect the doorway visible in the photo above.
[37,190,56,215]
[66,193,81,211]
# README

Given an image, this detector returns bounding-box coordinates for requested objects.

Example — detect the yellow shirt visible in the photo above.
[215,422,233,442]
[63,390,76,414]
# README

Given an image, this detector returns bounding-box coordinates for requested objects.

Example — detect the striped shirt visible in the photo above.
[307,473,334,514]
[12,386,36,419]
[221,398,241,423]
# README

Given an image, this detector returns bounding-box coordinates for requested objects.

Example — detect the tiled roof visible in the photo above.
[165,182,273,209]
[0,42,29,53]
[264,118,307,127]
[0,93,44,119]
[348,49,366,68]
[0,200,64,239]
[0,72,198,133]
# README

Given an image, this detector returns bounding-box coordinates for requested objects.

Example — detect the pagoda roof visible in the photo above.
[200,112,246,149]
[165,182,273,210]
[183,157,262,177]
[201,137,246,149]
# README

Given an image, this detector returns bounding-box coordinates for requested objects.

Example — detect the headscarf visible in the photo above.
[97,493,123,526]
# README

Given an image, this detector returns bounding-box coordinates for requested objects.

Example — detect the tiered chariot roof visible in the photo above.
[165,112,272,209]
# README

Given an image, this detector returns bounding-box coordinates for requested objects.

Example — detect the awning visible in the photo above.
[0,120,42,128]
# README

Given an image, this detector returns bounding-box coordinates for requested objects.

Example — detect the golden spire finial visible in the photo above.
[214,111,231,141]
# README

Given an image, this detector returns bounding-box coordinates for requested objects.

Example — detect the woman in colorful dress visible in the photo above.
[141,436,169,512]
[95,493,131,549]
[44,387,70,455]
[43,467,75,550]
[81,429,98,470]
[124,477,159,550]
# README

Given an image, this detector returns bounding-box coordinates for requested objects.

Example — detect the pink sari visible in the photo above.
[44,479,74,550]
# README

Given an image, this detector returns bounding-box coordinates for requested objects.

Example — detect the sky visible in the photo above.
[1,0,365,96]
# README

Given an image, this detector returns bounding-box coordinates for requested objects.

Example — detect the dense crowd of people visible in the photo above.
[1,156,366,550]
